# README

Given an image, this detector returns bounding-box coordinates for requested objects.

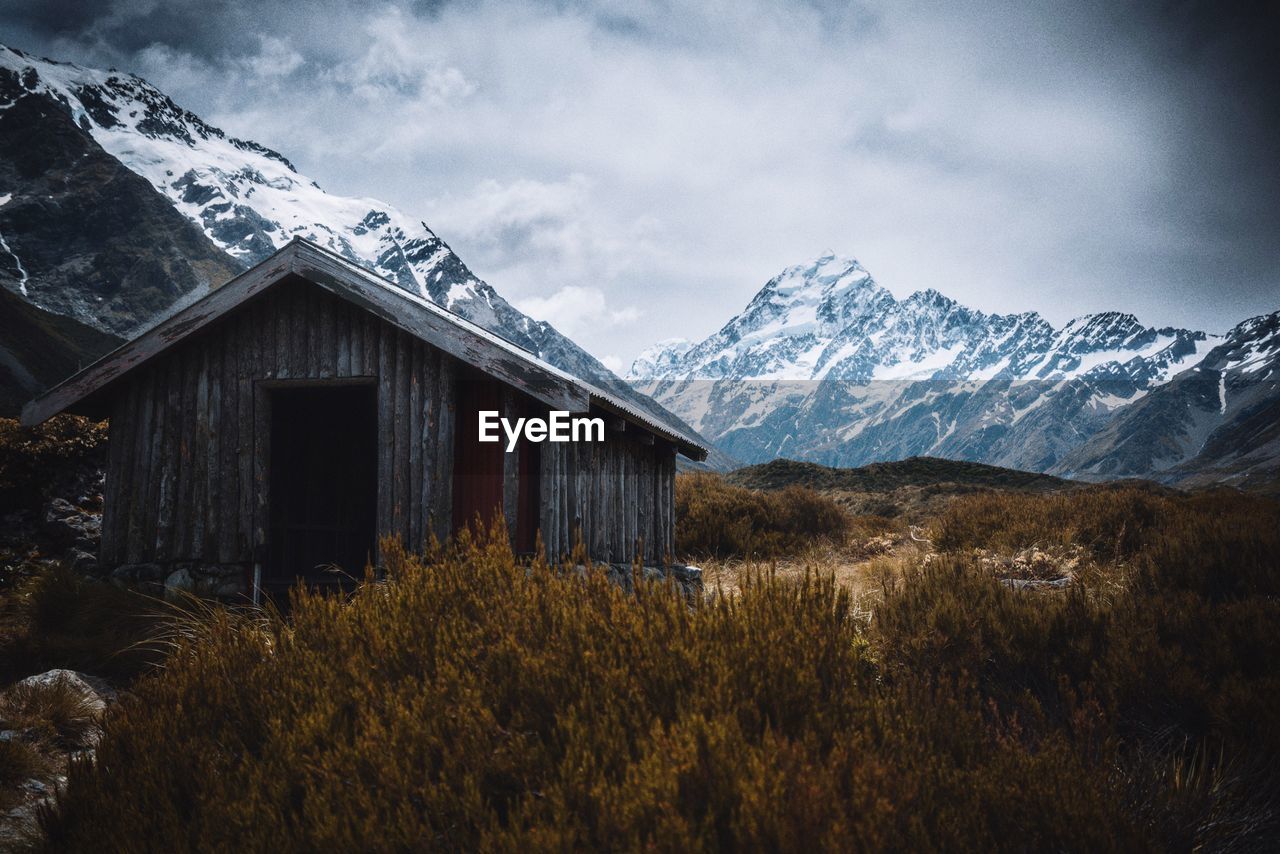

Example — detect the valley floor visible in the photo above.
[0,418,1277,850]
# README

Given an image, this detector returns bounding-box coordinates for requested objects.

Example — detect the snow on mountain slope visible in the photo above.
[1058,310,1280,490]
[633,254,1214,388]
[0,45,500,324]
[628,338,693,381]
[0,44,705,441]
[630,253,1221,471]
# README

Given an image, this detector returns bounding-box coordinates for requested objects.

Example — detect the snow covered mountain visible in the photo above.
[0,89,238,411]
[0,45,541,337]
[629,253,1242,476]
[1058,310,1280,491]
[0,44,696,436]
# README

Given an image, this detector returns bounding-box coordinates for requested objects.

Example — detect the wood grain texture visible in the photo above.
[95,274,680,571]
[24,239,706,463]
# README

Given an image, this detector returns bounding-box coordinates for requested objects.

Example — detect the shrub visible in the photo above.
[38,528,1168,851]
[871,541,1280,849]
[675,473,848,558]
[873,556,1106,721]
[847,514,895,539]
[0,566,170,682]
[32,492,1280,850]
[1131,489,1280,600]
[0,416,107,515]
[933,485,1280,582]
[933,486,1167,559]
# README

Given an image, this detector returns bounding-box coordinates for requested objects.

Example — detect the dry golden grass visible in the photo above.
[675,472,851,558]
[5,476,1274,851]
[35,506,1280,851]
[697,533,926,602]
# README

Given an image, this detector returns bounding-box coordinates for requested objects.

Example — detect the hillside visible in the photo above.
[0,93,242,338]
[0,91,237,414]
[725,456,1086,521]
[1058,311,1280,494]
[726,456,1070,493]
[0,45,711,454]
[0,287,121,417]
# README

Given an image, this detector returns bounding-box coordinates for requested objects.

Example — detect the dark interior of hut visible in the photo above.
[265,383,378,596]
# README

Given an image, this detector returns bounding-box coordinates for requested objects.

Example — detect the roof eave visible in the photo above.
[21,245,297,427]
[587,393,708,461]
[21,237,709,461]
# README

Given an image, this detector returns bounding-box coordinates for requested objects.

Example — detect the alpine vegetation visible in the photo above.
[33,491,1280,850]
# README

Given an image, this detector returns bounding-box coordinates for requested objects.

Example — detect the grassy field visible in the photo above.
[1,428,1278,850]
[724,456,1091,522]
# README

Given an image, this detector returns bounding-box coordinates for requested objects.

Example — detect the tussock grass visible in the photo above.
[675,472,849,558]
[0,740,45,799]
[0,674,105,813]
[34,496,1280,851]
[0,678,100,751]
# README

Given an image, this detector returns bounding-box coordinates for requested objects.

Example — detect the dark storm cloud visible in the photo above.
[1101,0,1280,311]
[2,0,1277,365]
[1,0,104,37]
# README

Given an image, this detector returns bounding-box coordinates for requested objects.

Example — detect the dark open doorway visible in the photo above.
[265,383,377,597]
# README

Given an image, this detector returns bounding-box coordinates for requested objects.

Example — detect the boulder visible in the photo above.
[110,562,166,588]
[164,566,195,601]
[192,564,246,599]
[66,549,97,574]
[14,669,113,716]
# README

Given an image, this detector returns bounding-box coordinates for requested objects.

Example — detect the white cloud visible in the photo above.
[236,35,303,79]
[428,174,662,283]
[27,0,1280,364]
[516,285,641,340]
[322,8,475,104]
[130,43,216,94]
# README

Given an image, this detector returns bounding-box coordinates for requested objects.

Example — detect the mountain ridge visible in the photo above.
[0,43,712,454]
[630,253,1276,485]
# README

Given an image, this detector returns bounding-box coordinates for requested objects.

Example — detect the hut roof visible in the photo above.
[22,237,709,460]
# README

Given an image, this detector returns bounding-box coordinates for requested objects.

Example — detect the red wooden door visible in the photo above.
[452,378,505,535]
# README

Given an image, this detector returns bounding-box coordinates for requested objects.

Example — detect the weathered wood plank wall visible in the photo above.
[100,275,677,571]
[537,437,676,564]
[101,276,457,569]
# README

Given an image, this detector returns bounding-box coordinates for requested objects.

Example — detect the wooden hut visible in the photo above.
[22,238,707,598]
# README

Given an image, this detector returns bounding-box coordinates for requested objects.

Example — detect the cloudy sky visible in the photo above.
[4,0,1279,370]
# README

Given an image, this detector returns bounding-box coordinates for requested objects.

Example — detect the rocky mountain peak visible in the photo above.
[628,251,1237,474]
[0,46,296,172]
[628,338,693,379]
[0,42,704,445]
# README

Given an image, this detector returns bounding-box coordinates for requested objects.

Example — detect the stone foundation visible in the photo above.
[110,562,249,601]
[106,559,702,603]
[578,562,703,601]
